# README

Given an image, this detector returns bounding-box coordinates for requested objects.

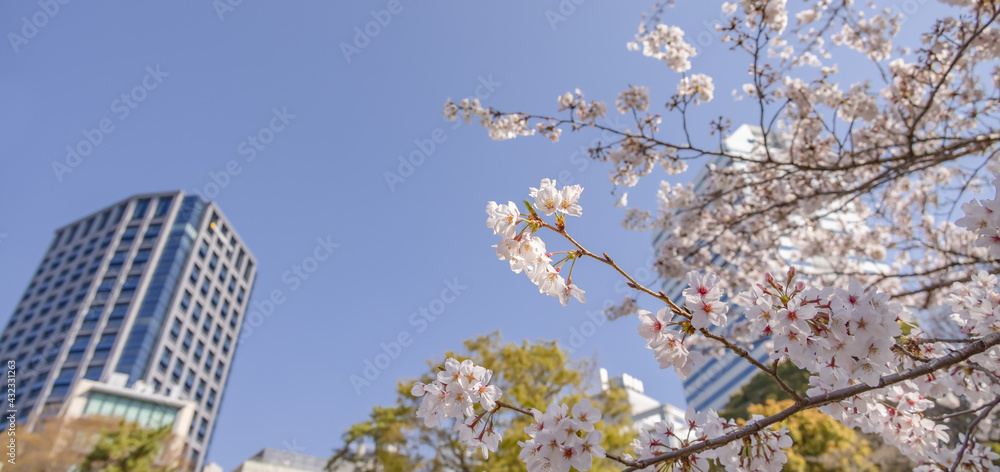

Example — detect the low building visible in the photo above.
[599,369,687,444]
[12,372,196,470]
[231,448,360,472]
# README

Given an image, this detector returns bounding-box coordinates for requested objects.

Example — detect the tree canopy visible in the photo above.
[328,332,635,472]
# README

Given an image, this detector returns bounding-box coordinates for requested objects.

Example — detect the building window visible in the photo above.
[110,250,128,270]
[222,335,232,355]
[169,318,182,341]
[203,352,214,373]
[154,197,173,217]
[71,334,91,351]
[134,248,151,264]
[217,266,227,284]
[132,198,150,220]
[198,241,209,259]
[71,263,85,281]
[88,259,101,275]
[144,224,161,241]
[172,360,183,383]
[210,289,220,308]
[243,260,254,282]
[97,209,111,230]
[195,379,206,401]
[235,249,245,271]
[194,342,204,363]
[200,277,210,296]
[83,238,97,256]
[159,348,172,373]
[209,254,218,272]
[64,225,78,245]
[123,275,139,288]
[197,418,207,443]
[212,326,222,346]
[182,330,193,352]
[230,309,240,329]
[91,347,111,361]
[106,303,128,329]
[189,265,201,284]
[100,232,113,249]
[179,290,192,311]
[214,361,224,382]
[81,307,102,331]
[206,389,217,411]
[120,226,138,243]
[49,384,70,397]
[191,303,202,322]
[184,369,195,393]
[228,277,236,294]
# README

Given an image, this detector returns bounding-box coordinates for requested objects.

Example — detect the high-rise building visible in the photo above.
[0,191,257,471]
[655,125,774,413]
[656,124,870,412]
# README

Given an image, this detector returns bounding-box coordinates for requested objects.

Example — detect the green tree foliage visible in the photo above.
[79,420,175,472]
[328,332,634,472]
[748,399,876,472]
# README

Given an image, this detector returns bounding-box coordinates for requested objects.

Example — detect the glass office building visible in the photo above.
[0,191,257,471]
[654,125,775,413]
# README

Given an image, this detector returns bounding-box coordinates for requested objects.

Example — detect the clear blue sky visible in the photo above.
[0,0,948,469]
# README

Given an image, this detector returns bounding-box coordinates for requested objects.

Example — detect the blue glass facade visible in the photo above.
[115,197,204,384]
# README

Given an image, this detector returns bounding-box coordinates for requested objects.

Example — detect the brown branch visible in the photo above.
[949,396,1000,472]
[619,331,1000,471]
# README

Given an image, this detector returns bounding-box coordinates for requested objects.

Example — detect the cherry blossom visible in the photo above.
[412,358,504,459]
[519,401,607,472]
[423,0,1000,469]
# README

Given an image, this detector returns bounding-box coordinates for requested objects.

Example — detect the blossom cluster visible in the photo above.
[950,270,1000,337]
[518,400,606,472]
[733,266,1000,468]
[723,0,788,35]
[615,85,650,113]
[635,271,728,379]
[637,307,703,378]
[433,0,1000,467]
[443,97,535,141]
[627,24,696,73]
[486,179,586,306]
[957,173,1000,259]
[629,409,791,472]
[411,358,503,458]
[739,270,904,387]
[676,73,715,104]
[555,89,608,123]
